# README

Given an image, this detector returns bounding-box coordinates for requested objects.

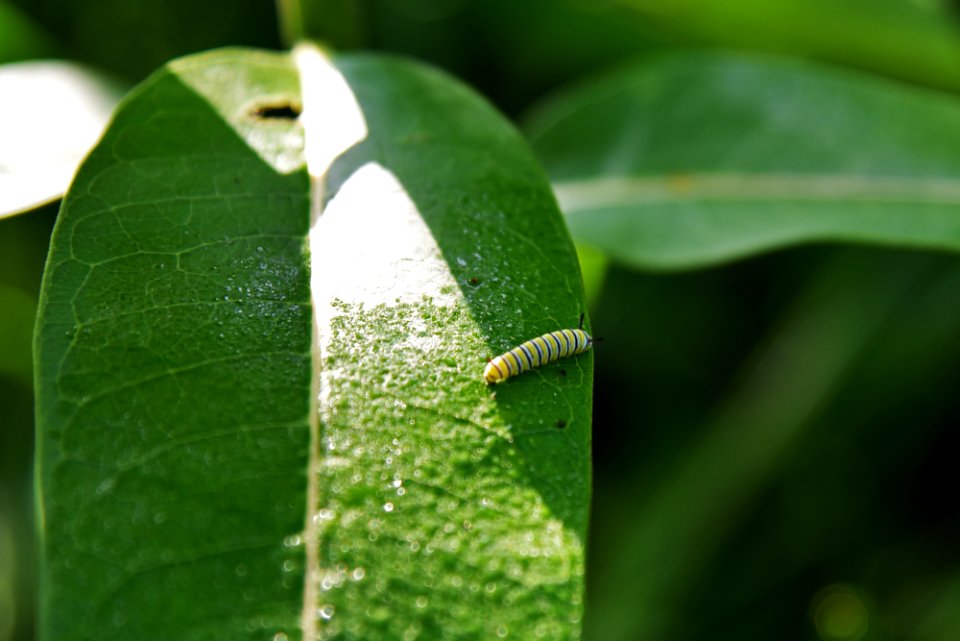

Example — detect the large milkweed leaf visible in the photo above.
[34,46,591,641]
[526,52,960,270]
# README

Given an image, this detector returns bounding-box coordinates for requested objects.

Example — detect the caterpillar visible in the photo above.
[484,316,593,384]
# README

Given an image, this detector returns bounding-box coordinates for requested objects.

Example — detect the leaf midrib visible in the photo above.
[554,173,960,211]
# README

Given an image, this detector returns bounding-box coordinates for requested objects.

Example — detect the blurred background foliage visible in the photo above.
[2,1,960,640]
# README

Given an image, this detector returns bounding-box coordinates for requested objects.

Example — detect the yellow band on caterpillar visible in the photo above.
[484,326,592,384]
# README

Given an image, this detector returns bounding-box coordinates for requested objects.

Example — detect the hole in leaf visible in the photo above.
[251,102,302,120]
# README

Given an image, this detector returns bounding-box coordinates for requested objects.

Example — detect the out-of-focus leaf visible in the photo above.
[527,52,960,270]
[0,60,124,218]
[618,0,960,92]
[35,46,591,641]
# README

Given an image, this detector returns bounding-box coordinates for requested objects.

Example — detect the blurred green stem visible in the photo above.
[0,285,35,385]
[586,251,934,641]
[276,0,363,50]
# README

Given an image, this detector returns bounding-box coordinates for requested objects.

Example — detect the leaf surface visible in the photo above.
[526,52,960,270]
[35,47,591,641]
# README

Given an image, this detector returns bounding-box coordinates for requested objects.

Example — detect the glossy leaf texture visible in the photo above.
[526,52,960,270]
[34,48,591,641]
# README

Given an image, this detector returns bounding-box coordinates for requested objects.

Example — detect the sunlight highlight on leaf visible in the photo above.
[294,43,367,188]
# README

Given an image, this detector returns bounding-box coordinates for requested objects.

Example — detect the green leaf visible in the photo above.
[35,47,591,641]
[526,52,960,270]
[616,0,960,92]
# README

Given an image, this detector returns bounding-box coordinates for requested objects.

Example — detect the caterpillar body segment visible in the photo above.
[484,327,593,384]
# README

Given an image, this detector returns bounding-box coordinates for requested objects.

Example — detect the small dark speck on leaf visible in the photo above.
[555,419,567,429]
[251,103,302,120]
[559,369,567,377]
[468,277,480,286]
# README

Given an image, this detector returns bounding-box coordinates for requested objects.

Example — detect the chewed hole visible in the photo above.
[250,102,302,120]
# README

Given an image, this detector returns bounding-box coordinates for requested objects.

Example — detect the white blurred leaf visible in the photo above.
[0,60,124,218]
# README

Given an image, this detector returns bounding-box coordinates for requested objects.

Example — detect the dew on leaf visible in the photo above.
[317,605,335,620]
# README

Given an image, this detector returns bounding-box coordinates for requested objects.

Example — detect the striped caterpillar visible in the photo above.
[484,316,593,384]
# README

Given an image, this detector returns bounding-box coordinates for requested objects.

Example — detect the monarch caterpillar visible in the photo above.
[484,316,593,384]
